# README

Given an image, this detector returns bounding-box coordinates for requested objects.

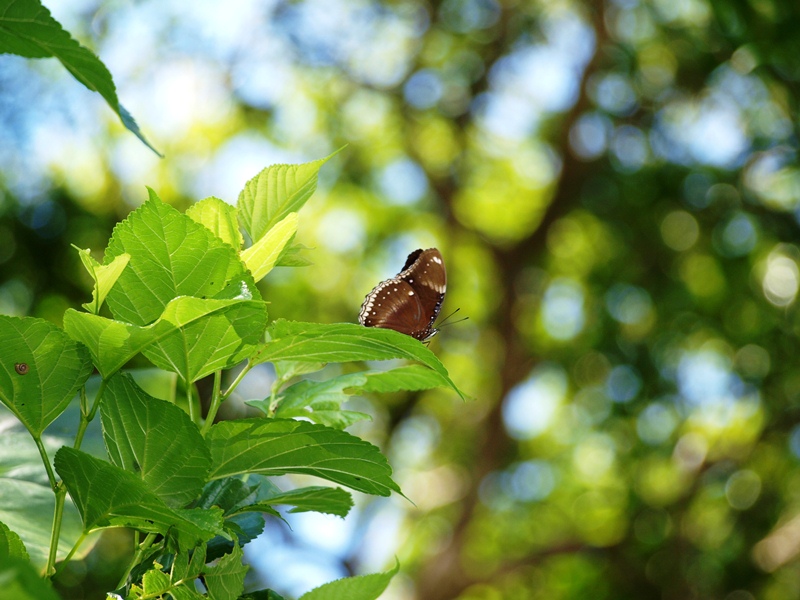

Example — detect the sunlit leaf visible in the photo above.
[73,246,130,315]
[101,374,211,507]
[252,321,463,397]
[207,418,401,497]
[241,212,298,281]
[299,562,399,600]
[105,189,257,326]
[0,315,92,437]
[186,197,243,250]
[238,152,338,243]
[204,542,247,600]
[64,296,266,379]
[142,567,170,597]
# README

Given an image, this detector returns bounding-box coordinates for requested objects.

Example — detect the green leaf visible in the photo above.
[0,478,85,569]
[169,583,206,600]
[207,418,401,497]
[0,520,29,561]
[252,321,463,398]
[207,512,266,562]
[0,0,159,154]
[241,212,299,281]
[358,364,453,393]
[0,315,93,437]
[239,486,354,518]
[0,557,60,600]
[197,478,258,515]
[239,591,287,600]
[101,374,211,507]
[204,542,247,600]
[276,243,313,267]
[238,152,337,243]
[171,544,207,583]
[145,301,267,384]
[54,448,222,552]
[248,374,371,429]
[73,246,130,315]
[186,197,243,250]
[63,295,265,379]
[299,562,399,600]
[105,189,257,326]
[142,567,171,597]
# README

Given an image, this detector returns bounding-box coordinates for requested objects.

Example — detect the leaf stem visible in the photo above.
[115,531,159,590]
[201,370,223,436]
[51,527,86,578]
[74,379,108,450]
[187,382,196,424]
[221,361,252,403]
[45,483,69,576]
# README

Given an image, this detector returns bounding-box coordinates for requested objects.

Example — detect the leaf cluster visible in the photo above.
[0,155,460,599]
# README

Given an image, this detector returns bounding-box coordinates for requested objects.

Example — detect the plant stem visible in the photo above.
[51,527,86,578]
[200,370,223,436]
[222,361,251,403]
[74,379,108,450]
[45,483,69,577]
[34,436,58,491]
[187,382,196,423]
[116,532,159,590]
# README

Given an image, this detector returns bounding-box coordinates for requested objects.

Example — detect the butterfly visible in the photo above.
[358,248,447,341]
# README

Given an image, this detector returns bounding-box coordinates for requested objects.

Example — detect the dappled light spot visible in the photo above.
[725,470,761,510]
[713,212,759,257]
[606,365,641,403]
[569,111,612,160]
[762,248,799,306]
[661,211,699,252]
[605,283,653,325]
[502,363,567,439]
[637,402,678,445]
[541,278,585,341]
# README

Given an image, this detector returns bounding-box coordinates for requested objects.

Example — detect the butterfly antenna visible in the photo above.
[437,308,469,329]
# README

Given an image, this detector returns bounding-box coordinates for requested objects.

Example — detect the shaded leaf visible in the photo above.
[276,243,313,267]
[0,520,28,561]
[0,478,85,569]
[0,315,92,437]
[101,374,211,507]
[238,486,354,518]
[54,448,222,552]
[207,418,401,497]
[0,557,60,600]
[248,373,371,429]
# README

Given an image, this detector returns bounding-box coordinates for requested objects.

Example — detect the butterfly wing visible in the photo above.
[359,248,447,341]
[359,277,426,337]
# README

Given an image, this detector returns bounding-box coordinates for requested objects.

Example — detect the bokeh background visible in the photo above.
[2,0,800,598]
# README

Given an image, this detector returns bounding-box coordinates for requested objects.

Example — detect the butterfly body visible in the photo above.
[359,248,447,341]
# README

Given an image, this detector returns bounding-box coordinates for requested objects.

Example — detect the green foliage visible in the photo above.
[0,0,158,153]
[0,157,451,598]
